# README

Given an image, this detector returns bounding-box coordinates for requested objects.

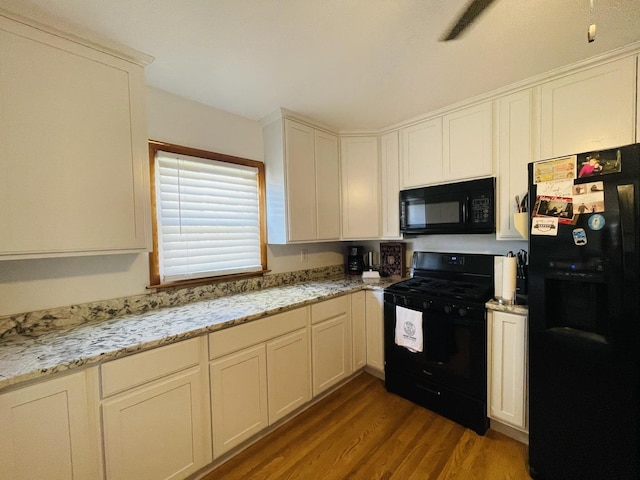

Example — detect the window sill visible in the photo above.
[147,269,271,291]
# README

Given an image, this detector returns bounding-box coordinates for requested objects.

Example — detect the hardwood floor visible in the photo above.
[201,373,531,480]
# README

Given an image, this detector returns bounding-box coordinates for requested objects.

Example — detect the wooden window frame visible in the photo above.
[148,140,268,289]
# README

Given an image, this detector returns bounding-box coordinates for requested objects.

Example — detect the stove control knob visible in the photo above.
[422,300,431,309]
[444,305,452,314]
[458,307,468,317]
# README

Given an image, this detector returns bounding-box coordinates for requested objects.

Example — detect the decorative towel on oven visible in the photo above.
[395,306,423,353]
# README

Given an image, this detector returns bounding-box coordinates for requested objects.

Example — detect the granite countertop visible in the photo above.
[486,298,529,316]
[0,277,395,392]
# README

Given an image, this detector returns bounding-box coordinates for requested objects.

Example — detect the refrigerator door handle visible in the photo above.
[616,184,636,282]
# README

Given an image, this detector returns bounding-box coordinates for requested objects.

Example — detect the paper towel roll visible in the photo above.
[501,256,517,301]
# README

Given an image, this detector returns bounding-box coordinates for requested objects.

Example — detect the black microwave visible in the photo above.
[400,177,495,235]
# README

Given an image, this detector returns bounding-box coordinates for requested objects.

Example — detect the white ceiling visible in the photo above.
[2,0,640,131]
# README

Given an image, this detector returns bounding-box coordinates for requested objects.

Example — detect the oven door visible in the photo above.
[383,298,487,400]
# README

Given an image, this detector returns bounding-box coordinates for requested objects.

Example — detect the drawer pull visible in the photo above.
[416,384,441,396]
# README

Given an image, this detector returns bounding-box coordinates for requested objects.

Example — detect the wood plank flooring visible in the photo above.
[201,373,531,480]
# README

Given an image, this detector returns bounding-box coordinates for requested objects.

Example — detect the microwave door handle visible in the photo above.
[462,196,469,223]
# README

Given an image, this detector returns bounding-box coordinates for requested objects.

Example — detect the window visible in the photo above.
[149,141,267,287]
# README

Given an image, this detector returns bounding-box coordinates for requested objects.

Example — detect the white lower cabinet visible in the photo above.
[0,370,100,480]
[101,337,212,480]
[365,290,384,373]
[351,291,367,371]
[311,295,353,396]
[210,344,269,456]
[208,307,310,457]
[266,329,311,423]
[487,310,528,432]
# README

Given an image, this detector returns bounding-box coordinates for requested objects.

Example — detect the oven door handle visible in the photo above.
[416,384,442,396]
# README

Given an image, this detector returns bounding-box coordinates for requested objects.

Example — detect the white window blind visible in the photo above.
[155,151,262,282]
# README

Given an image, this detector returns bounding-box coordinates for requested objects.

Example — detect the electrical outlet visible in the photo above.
[300,249,308,262]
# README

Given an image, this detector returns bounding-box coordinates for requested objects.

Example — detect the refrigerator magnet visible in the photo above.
[588,214,605,231]
[531,217,559,236]
[572,228,588,246]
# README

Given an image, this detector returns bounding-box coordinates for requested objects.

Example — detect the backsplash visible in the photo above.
[0,265,344,339]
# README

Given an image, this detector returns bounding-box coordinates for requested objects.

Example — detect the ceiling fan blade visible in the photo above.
[441,0,497,41]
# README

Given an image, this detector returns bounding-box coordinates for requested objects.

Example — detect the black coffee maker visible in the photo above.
[346,246,365,275]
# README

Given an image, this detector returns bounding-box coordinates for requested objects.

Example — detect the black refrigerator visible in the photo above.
[528,143,639,479]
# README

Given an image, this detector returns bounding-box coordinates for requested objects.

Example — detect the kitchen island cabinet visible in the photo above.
[262,113,341,243]
[340,136,381,239]
[0,12,151,259]
[487,307,528,441]
[539,56,636,159]
[0,370,100,480]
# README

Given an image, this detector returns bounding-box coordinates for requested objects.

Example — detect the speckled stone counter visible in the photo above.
[486,298,528,316]
[0,276,396,392]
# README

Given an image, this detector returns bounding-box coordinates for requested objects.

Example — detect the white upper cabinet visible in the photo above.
[340,136,380,239]
[0,13,151,259]
[400,118,443,188]
[380,131,401,239]
[262,114,340,244]
[443,101,494,180]
[496,90,533,240]
[539,56,636,159]
[399,101,493,188]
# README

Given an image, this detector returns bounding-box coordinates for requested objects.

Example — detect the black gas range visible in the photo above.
[384,251,495,435]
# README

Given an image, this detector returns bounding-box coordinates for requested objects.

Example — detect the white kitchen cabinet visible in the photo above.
[380,131,402,239]
[365,290,384,374]
[487,310,528,432]
[340,136,380,239]
[539,56,636,159]
[0,13,151,259]
[400,118,443,188]
[351,291,367,371]
[311,295,353,395]
[266,329,311,423]
[0,370,100,480]
[443,101,494,181]
[495,90,533,240]
[101,338,212,480]
[210,344,269,456]
[262,114,340,243]
[208,307,309,454]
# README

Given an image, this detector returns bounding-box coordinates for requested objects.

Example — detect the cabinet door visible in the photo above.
[0,371,99,480]
[285,119,318,241]
[266,329,311,423]
[400,118,443,188]
[496,90,532,239]
[340,136,380,239]
[311,315,352,396]
[210,344,268,456]
[365,290,385,373]
[540,56,636,158]
[443,102,493,180]
[351,291,366,371]
[102,368,211,480]
[488,311,527,431]
[380,131,401,239]
[315,130,341,240]
[0,17,149,258]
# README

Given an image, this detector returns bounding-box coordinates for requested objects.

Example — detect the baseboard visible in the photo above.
[490,419,529,445]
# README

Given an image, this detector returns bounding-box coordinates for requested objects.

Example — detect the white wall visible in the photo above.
[0,88,343,317]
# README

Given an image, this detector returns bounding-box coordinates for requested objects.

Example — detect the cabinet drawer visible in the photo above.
[101,338,200,397]
[311,295,349,324]
[209,307,308,360]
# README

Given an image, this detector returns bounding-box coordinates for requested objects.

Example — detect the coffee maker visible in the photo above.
[346,246,365,275]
